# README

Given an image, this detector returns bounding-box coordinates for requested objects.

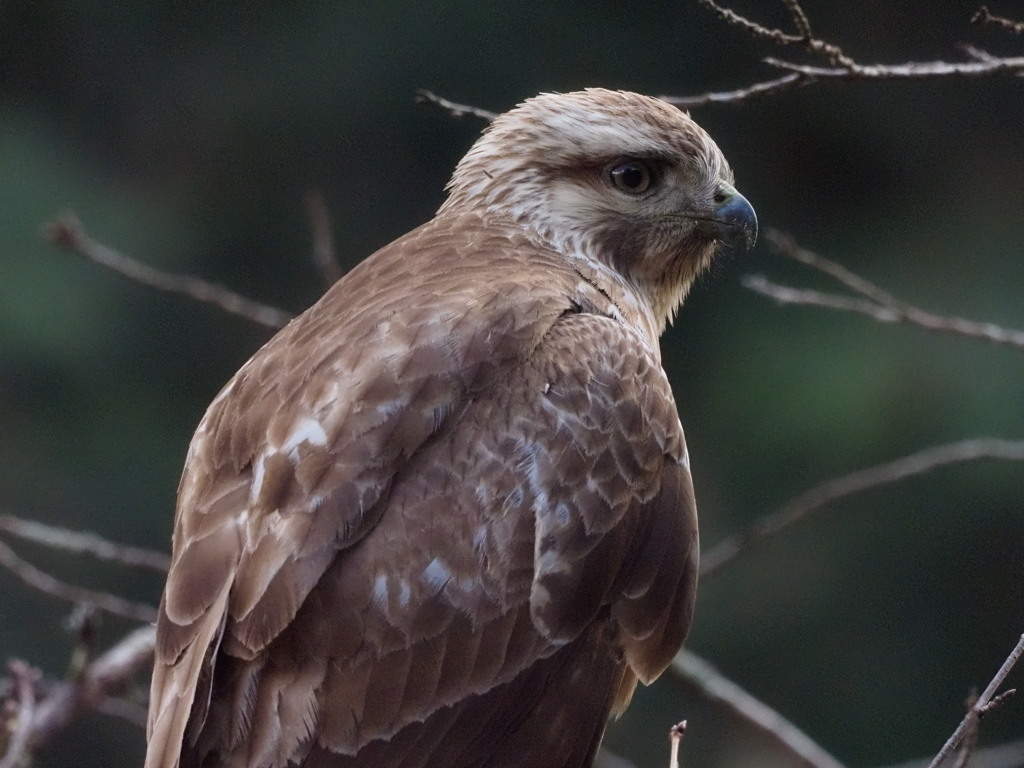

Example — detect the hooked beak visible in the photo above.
[707,180,757,250]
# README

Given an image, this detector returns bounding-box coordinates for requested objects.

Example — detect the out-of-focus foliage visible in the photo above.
[1,2,1021,766]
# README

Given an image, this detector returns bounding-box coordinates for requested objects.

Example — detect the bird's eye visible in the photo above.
[609,161,653,195]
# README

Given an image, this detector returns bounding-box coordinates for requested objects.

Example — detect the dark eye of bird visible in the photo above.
[609,161,653,194]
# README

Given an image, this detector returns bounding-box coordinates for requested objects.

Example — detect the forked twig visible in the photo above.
[744,229,1024,351]
[928,635,1024,768]
[661,0,1024,107]
[693,0,804,45]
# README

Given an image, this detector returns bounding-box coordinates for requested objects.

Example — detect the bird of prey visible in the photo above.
[145,88,756,768]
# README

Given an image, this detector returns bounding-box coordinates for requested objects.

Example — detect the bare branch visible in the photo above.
[0,662,38,768]
[664,51,1024,105]
[973,6,1024,35]
[744,275,1024,350]
[0,538,158,623]
[415,89,497,122]
[929,635,1024,768]
[659,73,809,108]
[694,0,851,70]
[28,626,156,749]
[305,190,343,288]
[744,274,907,314]
[671,649,846,768]
[947,688,1019,767]
[0,514,170,572]
[746,231,1024,351]
[701,439,1024,577]
[44,214,293,329]
[693,0,804,45]
[764,229,904,306]
[764,55,1024,79]
[668,1,1024,106]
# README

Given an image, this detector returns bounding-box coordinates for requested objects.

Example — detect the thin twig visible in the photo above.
[0,538,158,623]
[959,43,1003,64]
[671,649,847,768]
[764,229,904,307]
[660,73,809,108]
[415,89,497,122]
[746,230,1024,350]
[305,190,343,288]
[743,275,1024,350]
[0,515,170,572]
[928,635,1024,768]
[744,275,906,316]
[693,0,870,70]
[0,662,38,768]
[29,626,156,748]
[700,439,1024,577]
[764,56,1024,78]
[693,0,804,45]
[669,721,687,768]
[783,0,813,39]
[978,689,1017,715]
[45,214,293,329]
[972,6,1024,35]
[664,51,1024,105]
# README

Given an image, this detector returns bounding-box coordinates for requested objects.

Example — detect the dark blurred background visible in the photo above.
[2,1,1022,766]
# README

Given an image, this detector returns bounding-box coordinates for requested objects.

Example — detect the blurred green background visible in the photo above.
[1,1,1022,766]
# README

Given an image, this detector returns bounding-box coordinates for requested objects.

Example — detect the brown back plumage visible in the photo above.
[146,89,755,768]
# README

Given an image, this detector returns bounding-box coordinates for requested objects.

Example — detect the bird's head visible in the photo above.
[440,88,756,332]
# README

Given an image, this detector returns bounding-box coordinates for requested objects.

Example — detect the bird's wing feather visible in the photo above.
[522,311,698,684]
[148,217,698,768]
[146,218,577,768]
[191,309,697,767]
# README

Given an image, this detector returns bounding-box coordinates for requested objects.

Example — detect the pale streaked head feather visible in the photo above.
[439,88,737,336]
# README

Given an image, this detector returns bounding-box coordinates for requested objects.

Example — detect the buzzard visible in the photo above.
[146,88,756,768]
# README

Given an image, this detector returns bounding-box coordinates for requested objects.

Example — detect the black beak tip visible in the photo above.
[714,191,758,251]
